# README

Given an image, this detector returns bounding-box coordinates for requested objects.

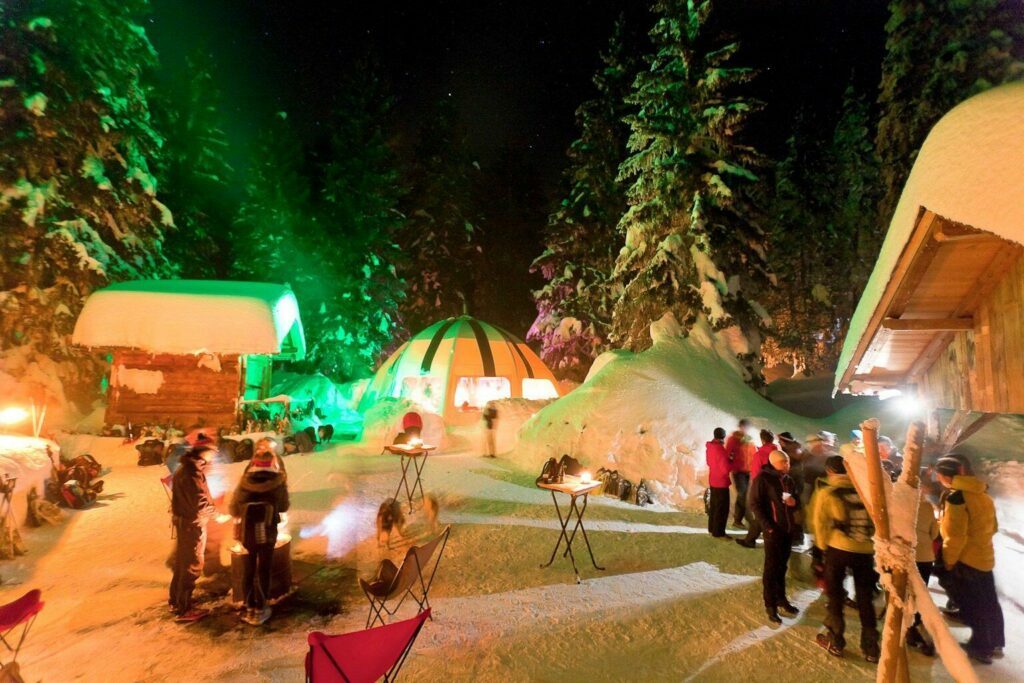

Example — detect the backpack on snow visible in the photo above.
[617,477,633,502]
[136,439,165,467]
[635,479,653,506]
[832,486,875,544]
[536,457,561,485]
[558,454,585,477]
[702,488,711,515]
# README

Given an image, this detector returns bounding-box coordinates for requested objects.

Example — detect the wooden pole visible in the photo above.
[860,419,909,683]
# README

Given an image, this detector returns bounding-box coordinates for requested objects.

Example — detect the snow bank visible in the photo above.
[514,316,820,507]
[0,345,83,430]
[0,435,55,524]
[360,398,447,451]
[270,371,363,435]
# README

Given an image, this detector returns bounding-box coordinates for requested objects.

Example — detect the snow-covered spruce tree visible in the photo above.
[762,86,879,375]
[0,0,172,409]
[399,98,483,333]
[153,50,235,278]
[232,112,310,288]
[529,17,636,381]
[315,65,406,382]
[611,0,770,381]
[875,0,1024,229]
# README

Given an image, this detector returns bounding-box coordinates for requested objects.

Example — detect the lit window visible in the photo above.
[401,376,443,414]
[522,378,558,400]
[454,377,510,410]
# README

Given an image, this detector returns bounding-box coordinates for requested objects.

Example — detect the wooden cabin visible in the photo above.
[835,83,1024,444]
[72,280,306,429]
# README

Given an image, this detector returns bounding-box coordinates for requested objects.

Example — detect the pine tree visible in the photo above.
[399,99,483,332]
[0,0,172,408]
[762,86,879,374]
[529,17,636,381]
[153,50,235,278]
[875,0,1024,230]
[315,65,406,381]
[611,0,770,380]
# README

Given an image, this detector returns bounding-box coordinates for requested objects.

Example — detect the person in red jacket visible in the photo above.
[705,427,731,539]
[726,418,754,528]
[737,429,776,548]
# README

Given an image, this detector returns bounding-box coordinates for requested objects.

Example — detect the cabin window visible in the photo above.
[401,376,443,414]
[522,378,558,400]
[454,377,510,410]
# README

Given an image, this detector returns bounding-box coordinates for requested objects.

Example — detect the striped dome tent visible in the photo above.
[359,315,561,425]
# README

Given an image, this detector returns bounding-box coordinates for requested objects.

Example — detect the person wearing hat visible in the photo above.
[748,449,800,624]
[735,429,777,548]
[726,419,755,528]
[170,441,229,622]
[811,455,879,662]
[935,455,1004,665]
[230,442,290,625]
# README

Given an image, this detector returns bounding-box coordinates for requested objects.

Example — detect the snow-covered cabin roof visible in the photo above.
[73,280,306,359]
[835,83,1024,396]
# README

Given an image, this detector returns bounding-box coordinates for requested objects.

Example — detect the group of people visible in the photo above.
[169,434,291,625]
[705,419,1005,665]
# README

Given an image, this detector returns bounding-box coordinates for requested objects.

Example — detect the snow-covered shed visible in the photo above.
[836,83,1024,424]
[72,280,305,429]
[358,315,561,426]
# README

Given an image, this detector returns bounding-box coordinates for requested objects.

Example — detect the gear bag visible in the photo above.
[558,454,585,477]
[833,486,875,544]
[536,457,561,485]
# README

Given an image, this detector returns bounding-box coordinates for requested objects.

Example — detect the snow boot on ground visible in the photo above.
[735,539,757,549]
[242,606,272,625]
[766,607,782,625]
[778,601,799,617]
[906,626,935,656]
[961,644,992,665]
[815,632,843,657]
[175,608,209,623]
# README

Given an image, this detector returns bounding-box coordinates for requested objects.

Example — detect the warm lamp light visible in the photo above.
[581,471,591,484]
[0,407,29,426]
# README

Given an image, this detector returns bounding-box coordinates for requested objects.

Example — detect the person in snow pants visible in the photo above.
[705,428,732,538]
[482,402,498,457]
[231,444,290,624]
[935,455,1004,665]
[737,430,777,548]
[726,419,753,527]
[749,450,800,623]
[170,443,220,620]
[811,455,879,662]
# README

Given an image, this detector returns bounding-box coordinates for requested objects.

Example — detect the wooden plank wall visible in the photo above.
[105,350,242,428]
[922,253,1024,414]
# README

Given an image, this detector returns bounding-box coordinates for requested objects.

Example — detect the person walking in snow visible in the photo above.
[482,401,498,458]
[935,455,1004,665]
[170,440,228,622]
[748,449,800,624]
[705,428,731,539]
[726,419,754,528]
[736,429,776,548]
[230,444,290,625]
[811,455,879,662]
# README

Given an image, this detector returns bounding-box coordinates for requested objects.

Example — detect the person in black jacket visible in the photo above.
[230,445,290,625]
[170,443,227,621]
[748,449,801,624]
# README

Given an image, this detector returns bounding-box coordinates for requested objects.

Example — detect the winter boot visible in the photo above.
[175,607,209,623]
[816,632,843,657]
[778,601,799,616]
[766,607,782,625]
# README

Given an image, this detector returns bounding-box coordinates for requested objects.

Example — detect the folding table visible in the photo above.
[536,478,604,583]
[384,444,436,513]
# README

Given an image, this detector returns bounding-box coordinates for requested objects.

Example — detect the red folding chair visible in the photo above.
[305,608,430,683]
[0,589,43,668]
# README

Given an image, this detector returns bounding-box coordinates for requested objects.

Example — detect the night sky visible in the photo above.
[147,0,889,334]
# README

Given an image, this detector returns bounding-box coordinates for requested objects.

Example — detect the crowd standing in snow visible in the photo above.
[704,420,1007,666]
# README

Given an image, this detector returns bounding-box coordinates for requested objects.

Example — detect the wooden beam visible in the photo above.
[881,317,974,332]
[837,209,941,392]
[933,231,1005,244]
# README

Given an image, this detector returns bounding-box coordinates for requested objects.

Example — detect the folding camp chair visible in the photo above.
[359,526,450,629]
[0,589,43,669]
[305,608,430,683]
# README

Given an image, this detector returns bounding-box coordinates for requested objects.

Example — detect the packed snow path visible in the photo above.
[1,438,1020,681]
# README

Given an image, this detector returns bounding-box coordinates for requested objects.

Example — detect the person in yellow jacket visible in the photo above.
[907,487,939,656]
[936,455,1004,665]
[810,455,879,662]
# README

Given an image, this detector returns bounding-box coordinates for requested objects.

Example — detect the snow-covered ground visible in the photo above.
[1,432,1021,682]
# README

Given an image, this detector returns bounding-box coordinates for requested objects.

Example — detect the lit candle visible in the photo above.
[581,471,591,484]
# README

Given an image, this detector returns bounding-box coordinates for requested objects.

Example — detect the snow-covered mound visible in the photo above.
[0,434,56,523]
[270,371,363,436]
[360,398,447,451]
[514,316,822,507]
